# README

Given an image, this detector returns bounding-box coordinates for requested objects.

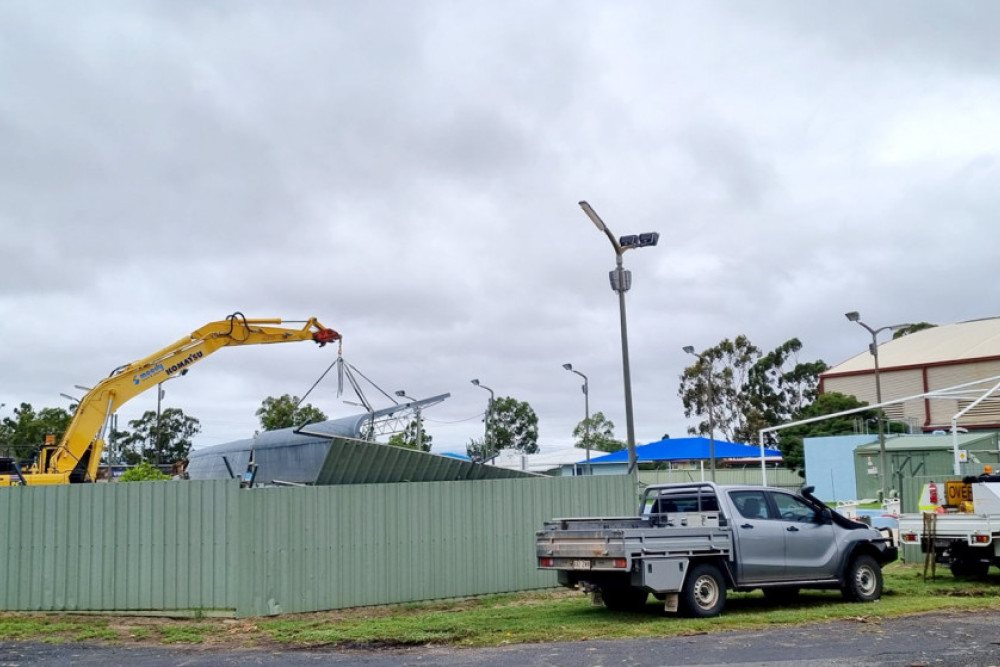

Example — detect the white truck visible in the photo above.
[536,482,897,617]
[898,474,1000,577]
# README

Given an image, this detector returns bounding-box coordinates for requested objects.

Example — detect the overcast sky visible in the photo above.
[3,1,999,455]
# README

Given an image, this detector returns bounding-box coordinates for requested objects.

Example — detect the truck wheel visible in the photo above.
[950,559,990,578]
[841,554,882,602]
[601,585,649,612]
[681,563,726,618]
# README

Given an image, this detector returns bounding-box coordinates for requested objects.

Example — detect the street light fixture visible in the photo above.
[845,311,911,501]
[155,368,189,464]
[470,379,495,460]
[683,346,717,481]
[579,201,659,475]
[563,363,591,475]
[394,390,423,451]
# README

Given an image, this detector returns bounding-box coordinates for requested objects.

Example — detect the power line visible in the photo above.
[424,412,486,425]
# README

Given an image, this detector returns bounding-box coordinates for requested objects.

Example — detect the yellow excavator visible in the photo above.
[0,313,339,487]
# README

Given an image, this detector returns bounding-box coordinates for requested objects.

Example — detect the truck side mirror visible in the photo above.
[817,507,833,524]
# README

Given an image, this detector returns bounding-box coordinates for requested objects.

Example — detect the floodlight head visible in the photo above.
[845,311,860,322]
[471,379,480,386]
[619,234,639,248]
[562,363,573,371]
[394,390,406,397]
[682,346,695,355]
[638,232,659,247]
[579,201,606,232]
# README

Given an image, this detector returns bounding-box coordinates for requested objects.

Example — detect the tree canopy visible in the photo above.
[387,419,432,452]
[893,322,936,339]
[255,394,327,431]
[777,392,875,472]
[484,396,539,455]
[114,407,200,464]
[0,402,73,461]
[572,411,625,452]
[465,396,538,460]
[679,336,828,446]
[465,436,488,461]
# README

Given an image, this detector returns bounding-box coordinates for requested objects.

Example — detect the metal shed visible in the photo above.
[187,414,535,485]
[853,432,1000,502]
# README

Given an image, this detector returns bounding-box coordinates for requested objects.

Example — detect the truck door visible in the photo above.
[769,491,839,580]
[730,490,786,582]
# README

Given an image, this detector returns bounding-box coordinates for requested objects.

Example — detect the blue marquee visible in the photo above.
[583,437,782,464]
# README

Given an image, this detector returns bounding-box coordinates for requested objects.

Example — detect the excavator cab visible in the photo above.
[0,457,27,485]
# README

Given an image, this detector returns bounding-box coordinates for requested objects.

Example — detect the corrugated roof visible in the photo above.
[854,433,999,453]
[825,317,1000,375]
[187,415,536,485]
[313,437,536,484]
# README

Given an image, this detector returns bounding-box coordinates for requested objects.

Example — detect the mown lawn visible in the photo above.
[2,563,999,649]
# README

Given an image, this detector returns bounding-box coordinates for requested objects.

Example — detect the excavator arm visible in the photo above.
[3,313,339,486]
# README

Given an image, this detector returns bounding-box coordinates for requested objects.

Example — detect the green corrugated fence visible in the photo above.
[0,475,635,617]
[639,467,803,491]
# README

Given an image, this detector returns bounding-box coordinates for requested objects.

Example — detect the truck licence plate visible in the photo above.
[572,559,592,570]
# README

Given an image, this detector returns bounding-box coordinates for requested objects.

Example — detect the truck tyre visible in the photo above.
[950,559,990,578]
[841,554,882,602]
[681,563,726,617]
[601,585,649,612]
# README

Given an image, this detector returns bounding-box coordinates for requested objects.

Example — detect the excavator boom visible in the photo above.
[1,313,339,486]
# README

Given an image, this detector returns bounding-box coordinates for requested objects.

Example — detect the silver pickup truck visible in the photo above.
[536,482,897,617]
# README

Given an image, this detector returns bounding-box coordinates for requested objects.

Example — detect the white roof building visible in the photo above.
[488,447,600,476]
[820,317,1000,432]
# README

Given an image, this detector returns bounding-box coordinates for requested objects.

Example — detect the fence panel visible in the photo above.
[0,480,237,613]
[1,475,633,617]
[639,467,803,491]
[234,474,634,616]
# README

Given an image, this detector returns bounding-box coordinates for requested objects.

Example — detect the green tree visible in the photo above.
[572,412,625,452]
[255,394,327,431]
[778,392,875,473]
[0,402,73,461]
[488,396,539,454]
[679,336,827,445]
[115,408,200,464]
[387,419,432,452]
[893,322,936,339]
[466,437,488,461]
[679,335,760,444]
[742,338,828,444]
[119,461,171,482]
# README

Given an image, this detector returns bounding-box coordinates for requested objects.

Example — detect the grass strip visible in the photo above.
[1,564,999,649]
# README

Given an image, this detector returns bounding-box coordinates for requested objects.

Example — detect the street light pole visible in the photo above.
[154,368,188,465]
[683,346,716,481]
[394,390,422,451]
[579,201,658,475]
[845,311,910,501]
[470,379,495,460]
[563,363,591,475]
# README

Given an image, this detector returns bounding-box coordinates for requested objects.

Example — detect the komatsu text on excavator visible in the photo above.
[0,313,339,487]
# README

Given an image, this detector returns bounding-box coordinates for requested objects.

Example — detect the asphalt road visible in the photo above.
[3,609,1000,666]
